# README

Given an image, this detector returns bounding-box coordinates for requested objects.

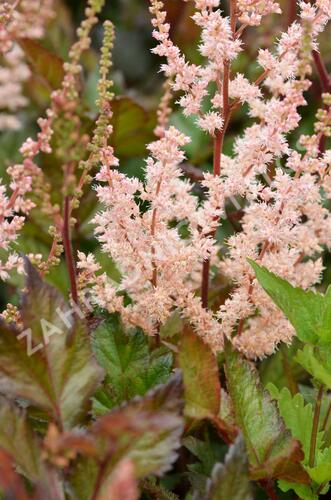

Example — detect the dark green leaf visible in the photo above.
[183,432,226,496]
[92,314,173,415]
[184,435,223,476]
[260,341,303,392]
[205,434,253,500]
[170,111,212,164]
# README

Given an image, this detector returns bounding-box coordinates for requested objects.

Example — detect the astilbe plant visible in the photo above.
[0,0,331,499]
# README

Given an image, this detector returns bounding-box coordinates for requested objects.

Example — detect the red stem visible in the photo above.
[62,196,78,305]
[259,479,278,500]
[312,50,331,93]
[288,0,297,26]
[201,258,211,309]
[201,2,236,308]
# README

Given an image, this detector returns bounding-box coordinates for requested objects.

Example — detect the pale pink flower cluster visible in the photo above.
[220,163,330,357]
[0,158,41,280]
[0,0,103,287]
[316,0,331,14]
[2,0,54,43]
[93,0,329,357]
[0,45,30,130]
[20,112,54,158]
[82,0,331,357]
[150,0,243,135]
[0,0,54,130]
[83,126,222,348]
[0,0,53,280]
[215,4,331,357]
[154,78,173,138]
[19,0,101,161]
[237,0,281,26]
[197,112,224,136]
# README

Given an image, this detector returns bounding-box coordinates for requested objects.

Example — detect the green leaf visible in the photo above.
[18,38,65,89]
[278,480,318,500]
[267,385,324,464]
[93,373,184,478]
[183,432,226,496]
[140,478,179,500]
[307,447,331,483]
[92,314,173,415]
[160,311,183,339]
[184,435,224,476]
[0,261,103,429]
[299,386,331,443]
[178,326,220,420]
[248,259,331,344]
[110,97,156,157]
[170,111,212,164]
[296,345,331,389]
[0,397,41,480]
[218,389,236,430]
[269,385,331,495]
[260,341,303,392]
[224,341,308,482]
[67,458,99,500]
[205,434,253,500]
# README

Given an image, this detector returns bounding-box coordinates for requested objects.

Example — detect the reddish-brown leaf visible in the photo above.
[178,325,220,420]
